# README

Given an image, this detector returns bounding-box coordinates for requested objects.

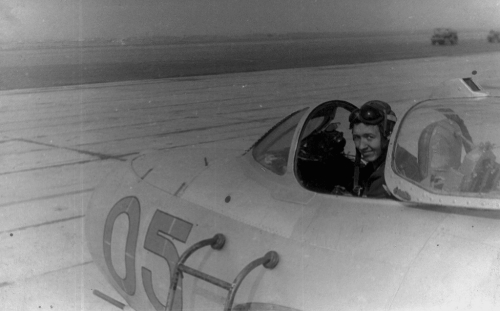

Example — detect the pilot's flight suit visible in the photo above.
[360,150,392,198]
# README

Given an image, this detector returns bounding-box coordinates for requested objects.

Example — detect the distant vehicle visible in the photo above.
[431,28,458,45]
[487,30,500,43]
[85,77,500,311]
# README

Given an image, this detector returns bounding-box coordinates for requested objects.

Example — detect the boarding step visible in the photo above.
[165,233,279,311]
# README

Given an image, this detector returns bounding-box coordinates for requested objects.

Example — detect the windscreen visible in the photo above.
[252,109,307,175]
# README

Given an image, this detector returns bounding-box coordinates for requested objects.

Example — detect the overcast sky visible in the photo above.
[1,0,499,42]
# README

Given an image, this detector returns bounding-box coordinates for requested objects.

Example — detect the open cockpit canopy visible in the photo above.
[388,96,500,209]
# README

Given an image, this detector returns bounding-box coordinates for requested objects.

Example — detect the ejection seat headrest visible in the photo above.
[418,118,463,181]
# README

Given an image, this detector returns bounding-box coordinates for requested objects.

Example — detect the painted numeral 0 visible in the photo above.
[103,196,141,296]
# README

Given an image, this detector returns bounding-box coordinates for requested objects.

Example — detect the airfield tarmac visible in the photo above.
[0,37,500,310]
[1,31,500,90]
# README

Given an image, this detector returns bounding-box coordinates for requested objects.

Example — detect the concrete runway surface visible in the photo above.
[1,52,500,310]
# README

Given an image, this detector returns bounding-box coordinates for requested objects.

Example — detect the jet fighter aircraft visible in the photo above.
[86,77,500,311]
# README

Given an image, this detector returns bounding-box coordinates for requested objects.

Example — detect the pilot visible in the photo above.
[348,100,397,198]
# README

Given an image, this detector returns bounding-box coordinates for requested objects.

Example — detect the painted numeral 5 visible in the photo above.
[142,209,193,311]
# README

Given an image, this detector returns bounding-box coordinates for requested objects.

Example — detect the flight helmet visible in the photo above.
[349,100,397,138]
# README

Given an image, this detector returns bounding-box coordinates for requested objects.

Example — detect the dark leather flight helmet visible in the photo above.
[349,100,397,138]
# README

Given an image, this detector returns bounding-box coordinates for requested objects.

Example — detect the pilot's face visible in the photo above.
[352,123,387,162]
